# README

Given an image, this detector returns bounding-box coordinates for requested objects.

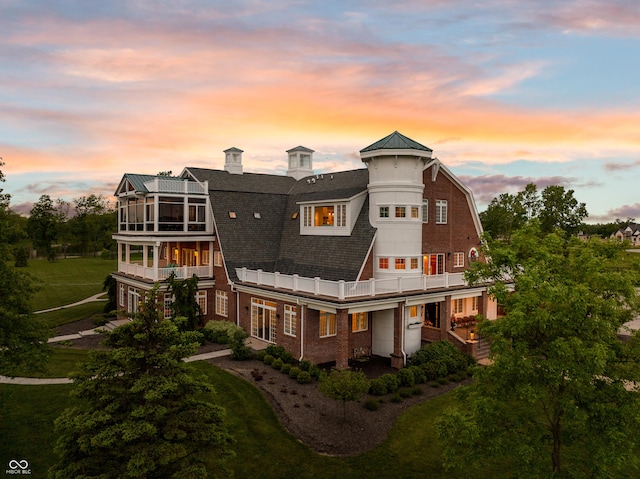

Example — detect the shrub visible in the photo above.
[408,365,426,384]
[280,363,292,375]
[409,340,474,376]
[296,371,312,384]
[411,385,423,396]
[265,345,294,364]
[203,320,237,344]
[309,365,321,380]
[369,378,387,396]
[289,366,301,379]
[272,358,284,370]
[299,359,312,371]
[397,368,415,387]
[263,354,275,365]
[364,399,380,411]
[421,362,440,381]
[391,395,402,403]
[255,350,267,361]
[380,373,400,393]
[318,369,370,417]
[229,327,252,360]
[399,388,413,399]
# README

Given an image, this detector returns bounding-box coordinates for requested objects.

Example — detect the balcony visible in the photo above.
[235,268,467,300]
[119,262,211,282]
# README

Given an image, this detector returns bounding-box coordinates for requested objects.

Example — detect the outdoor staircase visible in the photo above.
[474,337,491,361]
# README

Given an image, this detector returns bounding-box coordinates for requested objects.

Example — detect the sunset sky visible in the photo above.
[2,1,640,222]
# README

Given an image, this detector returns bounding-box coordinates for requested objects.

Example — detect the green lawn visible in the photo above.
[12,348,91,378]
[0,359,469,479]
[25,257,116,311]
[36,301,108,328]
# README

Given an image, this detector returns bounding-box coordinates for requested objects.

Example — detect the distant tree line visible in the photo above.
[24,193,116,260]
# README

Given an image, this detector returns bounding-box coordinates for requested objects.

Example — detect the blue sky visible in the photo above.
[1,0,640,222]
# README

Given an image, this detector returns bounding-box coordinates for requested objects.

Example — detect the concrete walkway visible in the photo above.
[0,291,232,385]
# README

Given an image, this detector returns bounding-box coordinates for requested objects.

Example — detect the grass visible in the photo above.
[12,348,91,379]
[0,360,466,479]
[24,257,116,311]
[36,301,108,328]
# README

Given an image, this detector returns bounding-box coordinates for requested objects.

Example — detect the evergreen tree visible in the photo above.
[50,286,234,478]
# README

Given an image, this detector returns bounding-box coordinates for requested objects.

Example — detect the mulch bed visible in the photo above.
[51,319,471,456]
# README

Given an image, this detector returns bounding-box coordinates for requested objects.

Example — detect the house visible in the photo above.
[611,224,640,246]
[112,131,498,369]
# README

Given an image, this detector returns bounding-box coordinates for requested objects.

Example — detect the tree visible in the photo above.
[167,272,203,330]
[50,286,234,479]
[27,194,58,259]
[102,274,117,314]
[539,185,588,235]
[480,183,588,239]
[0,161,50,375]
[437,225,640,478]
[71,194,112,256]
[318,369,370,419]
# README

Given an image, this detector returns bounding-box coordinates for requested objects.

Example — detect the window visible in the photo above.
[409,305,419,318]
[453,252,464,268]
[395,206,406,218]
[435,200,447,224]
[119,284,125,307]
[201,250,210,265]
[379,257,389,269]
[158,196,184,231]
[215,290,227,317]
[315,206,335,226]
[214,251,222,267]
[197,290,208,315]
[163,293,173,319]
[284,305,296,336]
[128,287,140,314]
[422,199,428,223]
[336,204,347,227]
[251,298,277,343]
[291,211,299,219]
[351,312,368,332]
[228,211,236,219]
[411,206,420,219]
[319,311,337,337]
[472,296,479,312]
[379,206,389,218]
[410,258,419,269]
[452,298,464,314]
[469,247,479,262]
[424,253,445,275]
[188,198,206,231]
[395,258,406,269]
[253,212,261,219]
[303,206,312,227]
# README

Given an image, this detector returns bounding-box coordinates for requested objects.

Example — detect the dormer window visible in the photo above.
[300,202,350,235]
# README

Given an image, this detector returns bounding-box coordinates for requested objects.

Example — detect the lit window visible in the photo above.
[379,258,389,269]
[452,298,463,314]
[424,253,445,275]
[214,251,222,267]
[411,207,419,219]
[315,206,335,226]
[215,290,226,317]
[284,305,296,336]
[201,250,210,265]
[251,298,277,343]
[472,296,479,312]
[422,199,428,223]
[379,206,389,218]
[254,212,261,219]
[453,252,464,268]
[409,305,419,317]
[292,211,299,220]
[395,206,406,218]
[410,258,419,269]
[197,290,208,315]
[395,258,406,269]
[319,311,337,337]
[351,312,368,332]
[435,200,447,224]
[228,211,236,219]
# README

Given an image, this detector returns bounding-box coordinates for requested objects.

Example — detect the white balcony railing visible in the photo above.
[143,178,207,195]
[235,267,467,300]
[118,262,210,281]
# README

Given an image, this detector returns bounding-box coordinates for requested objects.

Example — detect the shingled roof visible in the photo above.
[360,131,433,153]
[187,167,375,282]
